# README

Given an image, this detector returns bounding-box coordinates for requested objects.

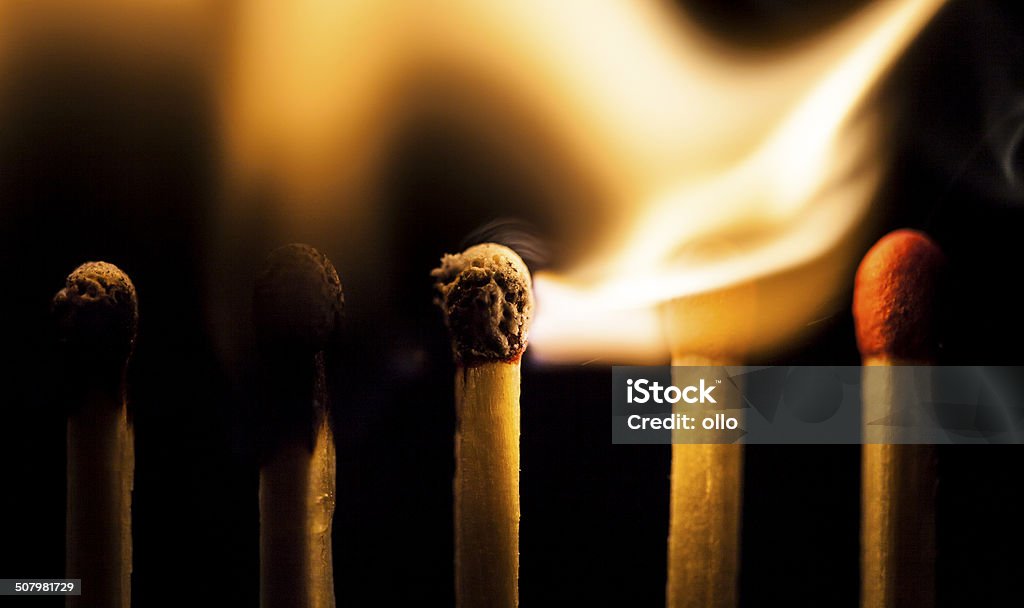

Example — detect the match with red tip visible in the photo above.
[853,229,944,363]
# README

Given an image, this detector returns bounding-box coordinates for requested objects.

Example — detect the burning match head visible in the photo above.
[853,229,944,363]
[253,244,344,355]
[432,243,534,365]
[52,261,138,367]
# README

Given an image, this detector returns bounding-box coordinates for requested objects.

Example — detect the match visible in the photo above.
[662,280,755,608]
[253,244,344,608]
[854,229,943,608]
[432,243,534,608]
[53,261,138,608]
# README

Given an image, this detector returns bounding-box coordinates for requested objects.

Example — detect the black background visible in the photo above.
[2,1,1024,606]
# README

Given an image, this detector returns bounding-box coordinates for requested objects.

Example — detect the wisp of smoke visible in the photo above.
[460,217,549,271]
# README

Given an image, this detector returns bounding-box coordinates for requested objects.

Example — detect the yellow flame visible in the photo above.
[222,0,407,214]
[529,0,946,363]
[217,0,944,363]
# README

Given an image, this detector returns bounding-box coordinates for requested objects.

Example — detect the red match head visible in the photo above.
[853,229,944,363]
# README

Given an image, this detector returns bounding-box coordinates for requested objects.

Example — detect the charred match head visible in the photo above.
[253,244,344,356]
[432,243,534,365]
[853,229,944,363]
[52,261,139,370]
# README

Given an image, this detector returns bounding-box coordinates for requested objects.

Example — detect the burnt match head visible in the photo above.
[432,243,534,365]
[853,229,944,363]
[52,261,138,367]
[253,244,344,355]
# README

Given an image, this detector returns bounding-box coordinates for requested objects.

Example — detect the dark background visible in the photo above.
[2,0,1024,606]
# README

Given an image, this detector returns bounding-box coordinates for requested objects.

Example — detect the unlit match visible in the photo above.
[854,229,943,608]
[433,243,533,608]
[254,244,344,608]
[53,261,138,608]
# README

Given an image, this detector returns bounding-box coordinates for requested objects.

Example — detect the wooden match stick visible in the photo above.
[432,243,534,608]
[53,261,138,608]
[253,244,344,608]
[663,282,754,608]
[854,229,942,608]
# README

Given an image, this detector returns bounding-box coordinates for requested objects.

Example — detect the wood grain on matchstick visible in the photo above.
[254,244,343,608]
[662,279,754,608]
[433,243,533,608]
[854,229,942,608]
[54,261,138,608]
